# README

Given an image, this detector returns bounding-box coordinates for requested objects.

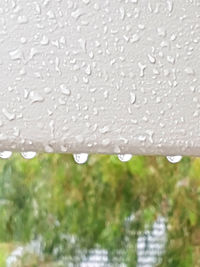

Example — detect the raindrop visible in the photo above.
[118,154,132,162]
[138,62,146,77]
[21,152,37,159]
[17,15,29,24]
[60,84,71,96]
[71,9,84,20]
[30,91,44,103]
[157,27,166,37]
[184,67,195,75]
[130,92,136,104]
[0,151,12,159]
[2,108,15,121]
[148,54,156,64]
[131,33,140,43]
[73,153,88,164]
[82,0,90,4]
[9,49,23,60]
[166,156,182,164]
[40,35,49,46]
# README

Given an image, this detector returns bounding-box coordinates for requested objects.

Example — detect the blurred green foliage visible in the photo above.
[0,154,199,266]
[0,244,14,267]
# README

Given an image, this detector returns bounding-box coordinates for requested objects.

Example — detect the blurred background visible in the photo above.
[0,154,199,266]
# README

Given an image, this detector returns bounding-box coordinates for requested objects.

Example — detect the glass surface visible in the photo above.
[0,154,197,266]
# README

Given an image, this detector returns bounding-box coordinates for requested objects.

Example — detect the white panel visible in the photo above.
[0,0,199,155]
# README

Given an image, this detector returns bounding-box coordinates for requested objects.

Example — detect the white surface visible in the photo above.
[0,0,200,155]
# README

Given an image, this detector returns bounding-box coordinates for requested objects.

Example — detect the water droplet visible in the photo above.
[167,0,174,13]
[138,62,146,77]
[47,10,55,19]
[147,54,156,64]
[20,37,27,44]
[118,154,132,162]
[60,84,71,96]
[119,7,125,20]
[0,151,12,159]
[21,152,37,159]
[99,126,110,134]
[167,55,175,64]
[71,9,84,20]
[85,65,91,75]
[82,0,90,4]
[40,35,49,46]
[166,156,182,164]
[9,49,23,60]
[102,139,110,146]
[130,33,140,43]
[17,15,28,24]
[2,108,15,121]
[157,27,166,37]
[29,91,44,103]
[78,38,87,52]
[130,92,136,104]
[44,87,52,94]
[73,153,88,164]
[184,67,195,75]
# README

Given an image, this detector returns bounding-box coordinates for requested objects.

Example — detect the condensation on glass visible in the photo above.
[0,0,199,157]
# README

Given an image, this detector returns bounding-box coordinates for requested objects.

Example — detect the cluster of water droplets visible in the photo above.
[0,152,183,164]
[0,0,198,159]
[71,154,183,164]
[0,151,37,159]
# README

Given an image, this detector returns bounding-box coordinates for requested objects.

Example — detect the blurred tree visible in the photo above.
[0,154,199,266]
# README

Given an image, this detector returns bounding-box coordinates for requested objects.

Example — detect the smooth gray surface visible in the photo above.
[0,0,200,155]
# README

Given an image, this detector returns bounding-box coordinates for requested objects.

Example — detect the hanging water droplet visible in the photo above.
[73,153,88,164]
[118,154,132,162]
[166,156,182,164]
[21,152,37,159]
[0,151,12,159]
